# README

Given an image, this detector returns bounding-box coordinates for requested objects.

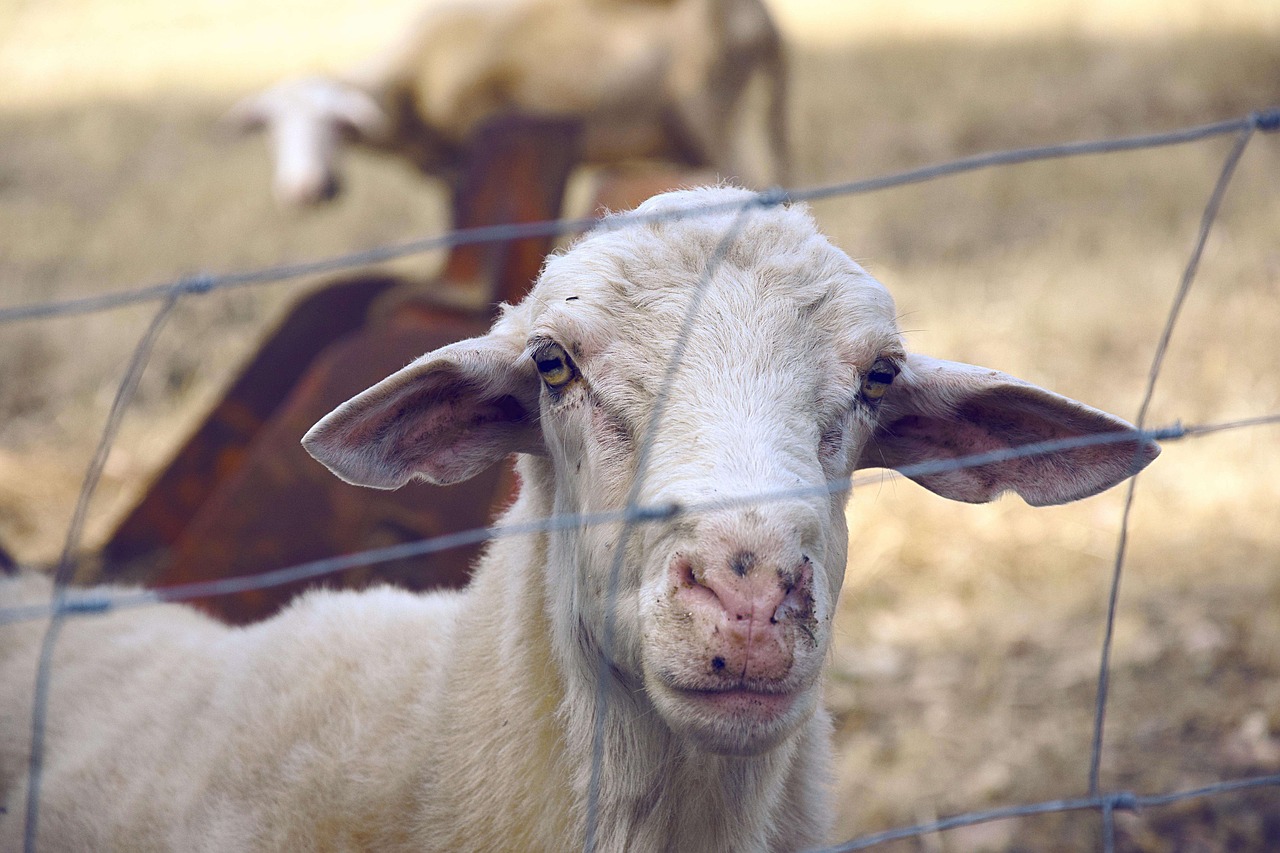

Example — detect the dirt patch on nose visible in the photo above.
[730,550,757,578]
[784,580,819,647]
[796,603,818,646]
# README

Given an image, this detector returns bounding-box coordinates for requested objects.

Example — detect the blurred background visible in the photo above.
[2,0,1279,848]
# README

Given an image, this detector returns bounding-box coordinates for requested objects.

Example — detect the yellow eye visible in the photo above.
[534,342,576,389]
[861,358,898,402]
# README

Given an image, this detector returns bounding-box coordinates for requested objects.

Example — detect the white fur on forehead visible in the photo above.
[524,187,897,346]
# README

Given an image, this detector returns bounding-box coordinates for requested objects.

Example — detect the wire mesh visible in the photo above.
[1,107,1278,852]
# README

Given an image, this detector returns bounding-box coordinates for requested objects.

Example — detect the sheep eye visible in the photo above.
[533,342,576,389]
[860,358,898,403]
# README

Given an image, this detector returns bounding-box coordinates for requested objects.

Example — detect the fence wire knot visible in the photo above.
[1150,422,1186,441]
[1251,108,1280,132]
[1106,791,1141,813]
[627,502,683,523]
[177,273,215,296]
[753,186,791,209]
[56,595,114,617]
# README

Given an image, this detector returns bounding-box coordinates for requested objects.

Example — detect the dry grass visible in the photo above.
[2,0,1279,849]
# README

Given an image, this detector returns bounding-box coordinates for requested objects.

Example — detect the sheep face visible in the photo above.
[224,77,390,207]
[517,204,905,757]
[304,188,1159,758]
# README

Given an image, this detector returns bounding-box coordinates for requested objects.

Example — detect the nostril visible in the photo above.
[771,557,816,626]
[770,579,800,625]
[671,553,720,608]
[673,553,697,588]
[779,554,813,591]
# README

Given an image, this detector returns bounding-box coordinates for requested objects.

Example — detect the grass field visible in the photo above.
[2,0,1279,848]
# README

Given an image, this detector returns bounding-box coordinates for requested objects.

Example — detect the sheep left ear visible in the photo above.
[303,331,542,489]
[856,354,1160,506]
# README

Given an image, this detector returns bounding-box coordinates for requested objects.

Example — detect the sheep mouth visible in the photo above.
[651,680,810,754]
[665,683,798,720]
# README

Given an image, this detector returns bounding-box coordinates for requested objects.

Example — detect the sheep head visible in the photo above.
[304,187,1158,757]
[224,77,390,207]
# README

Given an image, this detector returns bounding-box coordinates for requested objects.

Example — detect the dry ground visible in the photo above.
[2,1,1279,849]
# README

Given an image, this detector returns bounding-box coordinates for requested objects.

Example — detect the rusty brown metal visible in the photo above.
[99,274,405,579]
[97,114,581,622]
[442,115,584,304]
[157,311,498,622]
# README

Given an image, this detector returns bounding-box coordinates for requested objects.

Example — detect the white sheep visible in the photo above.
[226,0,791,206]
[0,187,1158,851]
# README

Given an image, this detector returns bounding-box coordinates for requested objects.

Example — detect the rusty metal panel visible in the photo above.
[158,312,504,624]
[442,114,583,304]
[100,275,404,579]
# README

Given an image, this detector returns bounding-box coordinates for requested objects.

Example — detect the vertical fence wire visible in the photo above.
[21,289,185,853]
[582,199,763,851]
[1087,122,1257,804]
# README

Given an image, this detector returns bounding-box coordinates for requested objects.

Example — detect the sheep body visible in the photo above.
[1,573,468,850]
[230,0,790,205]
[1,188,1158,851]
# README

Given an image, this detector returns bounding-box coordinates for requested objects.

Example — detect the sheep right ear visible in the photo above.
[303,332,542,489]
[856,354,1160,506]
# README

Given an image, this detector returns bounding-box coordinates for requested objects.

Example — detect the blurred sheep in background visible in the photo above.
[226,0,791,206]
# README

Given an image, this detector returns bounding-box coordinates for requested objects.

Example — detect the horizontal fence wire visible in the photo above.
[2,106,1279,852]
[814,772,1280,853]
[4,415,1280,629]
[0,109,1276,327]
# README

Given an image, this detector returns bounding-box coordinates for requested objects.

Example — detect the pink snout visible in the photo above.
[670,549,816,683]
[274,166,340,207]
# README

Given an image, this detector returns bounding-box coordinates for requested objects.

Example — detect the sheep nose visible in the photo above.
[670,549,815,681]
[275,171,341,207]
[313,173,341,202]
[699,551,808,624]
[291,174,340,206]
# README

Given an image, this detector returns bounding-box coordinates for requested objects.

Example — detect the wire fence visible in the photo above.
[2,106,1279,852]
